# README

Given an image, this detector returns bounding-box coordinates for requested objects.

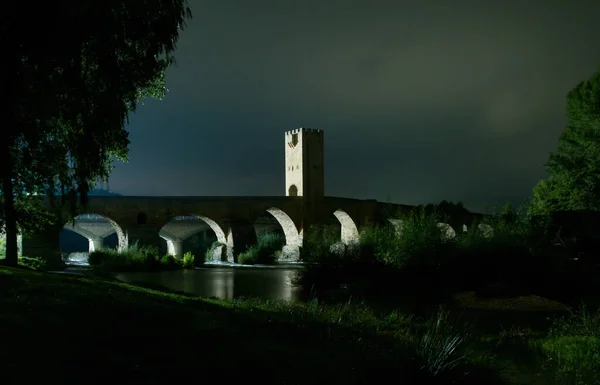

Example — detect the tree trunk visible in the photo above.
[1,155,19,266]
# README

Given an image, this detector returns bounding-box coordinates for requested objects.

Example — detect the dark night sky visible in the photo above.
[107,0,600,213]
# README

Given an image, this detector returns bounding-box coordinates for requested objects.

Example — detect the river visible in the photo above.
[115,264,304,302]
[62,253,305,302]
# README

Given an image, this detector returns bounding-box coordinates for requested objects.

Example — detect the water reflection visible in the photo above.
[115,267,302,302]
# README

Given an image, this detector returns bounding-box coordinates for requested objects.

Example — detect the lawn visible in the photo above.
[1,265,598,385]
[0,266,499,385]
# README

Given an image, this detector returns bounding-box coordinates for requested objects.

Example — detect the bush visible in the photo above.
[88,241,179,272]
[396,209,448,267]
[357,224,401,265]
[18,256,49,271]
[296,210,450,301]
[300,224,340,264]
[160,254,179,268]
[16,255,65,271]
[297,204,564,303]
[182,251,195,269]
[238,233,284,265]
[204,241,225,262]
[1,236,64,271]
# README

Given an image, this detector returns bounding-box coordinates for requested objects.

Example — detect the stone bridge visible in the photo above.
[21,195,482,262]
[16,128,490,263]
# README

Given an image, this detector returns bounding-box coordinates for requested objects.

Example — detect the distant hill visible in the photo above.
[88,188,122,196]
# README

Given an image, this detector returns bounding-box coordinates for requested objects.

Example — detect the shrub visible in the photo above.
[296,210,455,300]
[342,208,456,269]
[2,234,53,270]
[88,248,119,265]
[238,233,284,265]
[301,224,340,263]
[160,254,179,267]
[18,256,49,271]
[357,224,401,265]
[182,251,195,269]
[205,241,225,262]
[88,241,173,272]
[297,203,561,302]
[397,209,447,265]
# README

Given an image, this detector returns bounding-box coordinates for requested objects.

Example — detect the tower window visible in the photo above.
[291,133,298,146]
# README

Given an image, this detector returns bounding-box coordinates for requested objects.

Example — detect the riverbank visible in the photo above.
[0,265,490,384]
[2,266,599,384]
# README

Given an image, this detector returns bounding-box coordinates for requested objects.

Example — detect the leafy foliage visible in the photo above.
[531,69,600,214]
[238,233,285,265]
[0,195,55,237]
[0,0,192,265]
[205,241,225,262]
[88,241,178,272]
[182,251,195,269]
[297,201,568,302]
[300,224,341,263]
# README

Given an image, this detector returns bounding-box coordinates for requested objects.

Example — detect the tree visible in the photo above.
[0,1,192,265]
[530,68,600,215]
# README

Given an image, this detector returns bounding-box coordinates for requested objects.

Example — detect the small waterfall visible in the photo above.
[64,252,90,266]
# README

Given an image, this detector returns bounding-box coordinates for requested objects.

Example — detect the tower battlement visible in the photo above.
[285,127,323,136]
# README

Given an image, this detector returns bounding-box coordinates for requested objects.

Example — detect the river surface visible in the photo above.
[115,265,304,302]
[61,252,304,302]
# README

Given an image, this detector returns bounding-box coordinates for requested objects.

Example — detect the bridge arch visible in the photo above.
[266,207,301,246]
[60,213,127,263]
[159,214,229,262]
[333,209,360,245]
[267,207,302,261]
[478,223,494,238]
[437,222,456,240]
[251,207,301,261]
[388,218,404,235]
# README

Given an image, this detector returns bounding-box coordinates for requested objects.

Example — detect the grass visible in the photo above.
[0,254,65,272]
[4,202,600,383]
[0,265,506,385]
[535,305,600,384]
[1,265,599,384]
[289,205,600,384]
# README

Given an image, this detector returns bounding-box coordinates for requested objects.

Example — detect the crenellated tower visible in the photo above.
[284,128,324,201]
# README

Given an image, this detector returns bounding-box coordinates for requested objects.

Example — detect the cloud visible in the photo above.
[111,0,600,213]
